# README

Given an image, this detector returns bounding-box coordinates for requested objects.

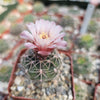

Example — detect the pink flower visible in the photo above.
[20,19,67,56]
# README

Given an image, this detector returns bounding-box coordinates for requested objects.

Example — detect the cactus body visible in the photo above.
[10,24,24,36]
[33,2,45,13]
[20,49,61,82]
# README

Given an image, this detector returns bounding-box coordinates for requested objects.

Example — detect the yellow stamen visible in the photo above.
[40,32,48,39]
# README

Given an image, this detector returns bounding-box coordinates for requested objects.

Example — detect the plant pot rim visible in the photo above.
[8,48,75,100]
[94,83,100,100]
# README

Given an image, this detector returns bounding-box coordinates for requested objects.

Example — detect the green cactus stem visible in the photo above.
[60,16,74,28]
[73,54,92,76]
[48,4,59,13]
[24,14,36,23]
[78,34,94,50]
[41,15,51,21]
[87,20,98,33]
[17,4,28,13]
[20,49,61,82]
[33,2,45,13]
[10,24,24,36]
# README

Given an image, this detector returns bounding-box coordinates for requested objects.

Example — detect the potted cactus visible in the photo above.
[87,20,98,33]
[75,34,95,51]
[8,19,75,100]
[73,53,99,83]
[33,2,47,15]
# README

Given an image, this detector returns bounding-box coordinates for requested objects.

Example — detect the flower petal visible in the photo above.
[24,42,36,49]
[20,31,33,41]
[38,51,51,56]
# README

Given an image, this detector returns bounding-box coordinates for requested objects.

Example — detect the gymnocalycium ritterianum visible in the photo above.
[20,19,67,82]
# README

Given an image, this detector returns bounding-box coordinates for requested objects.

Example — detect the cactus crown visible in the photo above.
[20,49,61,82]
[33,2,45,13]
[81,34,93,43]
[60,16,74,27]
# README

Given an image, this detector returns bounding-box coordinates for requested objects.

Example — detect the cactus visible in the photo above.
[19,49,61,82]
[87,20,98,33]
[7,15,19,22]
[41,14,51,21]
[33,2,45,13]
[78,34,94,50]
[48,4,59,13]
[0,66,12,82]
[0,25,6,34]
[93,9,100,18]
[68,7,80,15]
[73,54,92,75]
[17,4,28,13]
[60,16,74,27]
[10,24,24,36]
[24,14,36,23]
[0,39,9,53]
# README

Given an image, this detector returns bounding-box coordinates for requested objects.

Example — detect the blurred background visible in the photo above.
[0,0,100,100]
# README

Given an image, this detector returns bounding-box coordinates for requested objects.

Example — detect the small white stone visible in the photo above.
[14,77,21,85]
[11,86,16,91]
[17,86,24,92]
[68,95,73,100]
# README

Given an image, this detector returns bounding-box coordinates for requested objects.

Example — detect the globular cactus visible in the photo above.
[24,14,36,23]
[41,14,51,21]
[60,16,74,28]
[20,49,61,82]
[48,4,59,13]
[87,20,98,33]
[0,39,9,53]
[7,15,19,22]
[73,54,92,75]
[33,2,45,13]
[93,9,100,18]
[78,34,94,50]
[17,4,28,13]
[10,24,24,36]
[68,7,80,15]
[0,66,12,82]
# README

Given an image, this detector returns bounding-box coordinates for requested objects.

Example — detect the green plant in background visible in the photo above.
[78,34,94,50]
[68,7,80,15]
[10,24,24,36]
[7,15,19,22]
[48,4,59,13]
[0,25,6,34]
[93,9,100,18]
[75,84,87,100]
[73,54,92,76]
[33,2,45,13]
[0,66,12,82]
[20,49,61,82]
[41,14,51,21]
[24,14,36,23]
[60,16,74,27]
[87,20,98,33]
[0,39,9,53]
[17,4,28,13]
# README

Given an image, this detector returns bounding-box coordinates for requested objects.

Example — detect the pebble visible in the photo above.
[17,86,24,92]
[14,77,22,85]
